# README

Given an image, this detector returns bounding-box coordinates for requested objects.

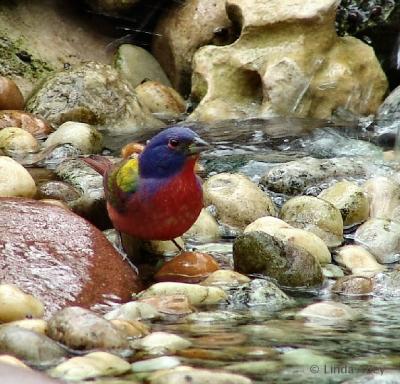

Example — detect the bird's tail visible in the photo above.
[81,155,113,176]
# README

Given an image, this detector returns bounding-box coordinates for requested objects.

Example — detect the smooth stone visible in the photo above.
[0,127,39,154]
[104,301,161,321]
[334,245,385,277]
[114,44,171,88]
[0,355,29,369]
[149,367,252,384]
[0,319,47,334]
[0,157,36,197]
[44,121,103,154]
[354,218,400,263]
[0,198,140,315]
[297,301,359,325]
[184,310,245,323]
[49,352,131,381]
[203,173,277,230]
[183,208,220,242]
[0,284,44,323]
[224,360,282,374]
[282,348,335,366]
[155,252,219,284]
[0,77,24,110]
[244,216,332,265]
[138,295,193,316]
[26,62,163,135]
[143,237,184,256]
[131,332,191,354]
[228,278,294,309]
[322,264,345,278]
[200,270,250,288]
[131,356,181,372]
[373,271,400,297]
[233,231,323,287]
[137,282,227,305]
[318,180,369,227]
[109,320,150,338]
[47,307,128,350]
[331,276,373,296]
[280,195,344,248]
[0,325,67,366]
[37,181,81,203]
[0,111,52,137]
[0,362,61,384]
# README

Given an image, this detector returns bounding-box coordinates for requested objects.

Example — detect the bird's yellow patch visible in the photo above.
[116,158,139,193]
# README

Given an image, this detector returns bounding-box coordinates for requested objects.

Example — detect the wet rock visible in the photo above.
[131,356,181,372]
[0,127,39,154]
[0,77,24,110]
[375,84,400,139]
[363,177,400,222]
[109,320,150,338]
[343,372,400,384]
[26,62,163,134]
[297,301,359,325]
[244,216,332,265]
[137,282,227,306]
[228,278,294,309]
[0,362,61,384]
[334,245,385,277]
[149,367,252,384]
[135,81,186,119]
[373,271,400,297]
[44,122,103,154]
[131,331,191,355]
[189,0,387,121]
[184,310,246,323]
[37,181,81,203]
[143,237,184,257]
[47,307,128,350]
[280,196,343,248]
[0,284,44,323]
[282,348,335,366]
[49,351,131,381]
[104,301,161,321]
[0,198,140,315]
[200,270,250,288]
[0,157,36,197]
[354,218,400,264]
[1,319,47,334]
[155,252,219,284]
[0,325,67,366]
[318,180,369,227]
[183,208,220,242]
[152,0,232,95]
[0,111,52,137]
[331,276,373,296]
[224,360,282,375]
[233,231,323,287]
[322,264,345,278]
[114,44,171,88]
[138,295,194,316]
[203,173,277,230]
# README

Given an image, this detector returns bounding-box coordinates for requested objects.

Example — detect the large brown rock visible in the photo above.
[0,198,141,316]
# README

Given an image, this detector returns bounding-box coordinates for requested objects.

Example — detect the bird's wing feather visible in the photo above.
[105,158,140,212]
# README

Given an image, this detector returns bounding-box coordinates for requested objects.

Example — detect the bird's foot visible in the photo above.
[172,239,185,252]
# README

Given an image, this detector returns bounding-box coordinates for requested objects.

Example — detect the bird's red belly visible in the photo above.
[108,175,203,240]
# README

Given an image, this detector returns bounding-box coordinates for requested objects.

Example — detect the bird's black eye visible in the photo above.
[168,139,179,149]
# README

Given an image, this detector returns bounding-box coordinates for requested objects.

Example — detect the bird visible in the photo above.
[82,127,209,248]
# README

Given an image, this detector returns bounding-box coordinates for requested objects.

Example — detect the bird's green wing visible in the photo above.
[105,158,140,211]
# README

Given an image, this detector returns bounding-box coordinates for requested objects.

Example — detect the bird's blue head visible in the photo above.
[139,127,209,179]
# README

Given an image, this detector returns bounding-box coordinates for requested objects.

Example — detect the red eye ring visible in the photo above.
[168,139,179,149]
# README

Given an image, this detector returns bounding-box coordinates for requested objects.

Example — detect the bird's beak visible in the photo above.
[186,136,211,156]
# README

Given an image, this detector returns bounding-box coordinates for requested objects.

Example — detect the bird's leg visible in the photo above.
[116,231,139,274]
[172,239,185,252]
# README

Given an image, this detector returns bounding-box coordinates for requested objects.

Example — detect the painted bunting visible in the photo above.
[82,127,209,242]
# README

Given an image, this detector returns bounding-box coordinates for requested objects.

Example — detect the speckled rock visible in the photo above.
[233,231,323,287]
[0,284,44,323]
[0,325,67,366]
[47,307,128,350]
[0,362,61,384]
[114,44,171,88]
[26,62,163,134]
[0,198,140,315]
[331,276,373,296]
[0,157,36,197]
[37,181,81,203]
[0,127,39,154]
[44,122,103,154]
[0,111,52,137]
[203,173,277,230]
[280,196,343,248]
[354,218,400,264]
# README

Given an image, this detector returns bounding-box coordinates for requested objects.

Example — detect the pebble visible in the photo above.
[109,320,150,338]
[322,263,345,278]
[0,284,44,323]
[200,270,250,288]
[137,282,227,306]
[143,237,184,256]
[155,252,219,283]
[47,307,128,350]
[0,157,37,197]
[0,127,39,154]
[131,356,181,372]
[183,208,220,242]
[0,110,52,136]
[0,76,24,110]
[0,325,67,366]
[49,352,131,381]
[203,173,277,230]
[104,301,161,321]
[44,121,103,154]
[131,332,191,355]
[139,295,193,315]
[37,180,81,203]
[331,276,373,296]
